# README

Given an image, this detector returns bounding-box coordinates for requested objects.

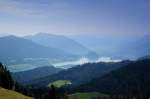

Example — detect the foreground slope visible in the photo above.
[0,87,34,99]
[77,59,150,96]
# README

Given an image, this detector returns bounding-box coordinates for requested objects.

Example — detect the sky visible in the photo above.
[0,0,150,37]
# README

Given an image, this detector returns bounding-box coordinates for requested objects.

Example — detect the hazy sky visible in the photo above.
[0,0,150,37]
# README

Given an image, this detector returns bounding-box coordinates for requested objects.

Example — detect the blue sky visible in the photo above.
[0,0,150,37]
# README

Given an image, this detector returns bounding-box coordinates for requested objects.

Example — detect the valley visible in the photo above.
[0,0,150,98]
[0,32,149,99]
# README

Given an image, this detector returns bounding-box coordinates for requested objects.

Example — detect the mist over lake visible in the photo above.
[53,57,121,69]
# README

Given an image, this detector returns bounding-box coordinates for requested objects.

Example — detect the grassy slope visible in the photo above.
[0,87,34,99]
[69,92,109,99]
[48,80,71,88]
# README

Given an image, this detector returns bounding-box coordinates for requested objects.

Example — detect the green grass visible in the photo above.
[68,92,109,99]
[48,80,72,88]
[0,87,34,99]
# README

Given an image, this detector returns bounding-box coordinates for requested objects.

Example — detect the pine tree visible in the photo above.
[0,63,14,89]
[48,85,57,99]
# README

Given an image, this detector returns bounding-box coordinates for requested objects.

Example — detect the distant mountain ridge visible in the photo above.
[138,55,150,60]
[72,35,150,59]
[0,35,74,64]
[25,33,99,59]
[118,35,150,59]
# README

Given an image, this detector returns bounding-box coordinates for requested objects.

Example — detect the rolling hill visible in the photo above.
[76,59,150,97]
[28,61,130,88]
[12,66,63,84]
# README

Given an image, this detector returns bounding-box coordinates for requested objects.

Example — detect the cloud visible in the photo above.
[0,0,149,36]
[0,0,29,16]
[0,0,72,17]
[53,57,121,69]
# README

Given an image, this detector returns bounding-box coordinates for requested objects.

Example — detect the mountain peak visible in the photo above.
[35,32,65,38]
[0,35,21,40]
[25,33,98,58]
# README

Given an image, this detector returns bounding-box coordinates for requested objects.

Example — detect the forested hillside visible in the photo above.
[29,61,130,88]
[76,59,150,98]
[0,63,34,99]
[12,66,62,84]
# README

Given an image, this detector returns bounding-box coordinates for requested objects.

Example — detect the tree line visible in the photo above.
[0,62,33,97]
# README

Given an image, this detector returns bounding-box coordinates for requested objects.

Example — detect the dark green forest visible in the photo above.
[1,59,150,99]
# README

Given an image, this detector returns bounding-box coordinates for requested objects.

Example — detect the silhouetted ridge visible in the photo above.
[76,59,150,97]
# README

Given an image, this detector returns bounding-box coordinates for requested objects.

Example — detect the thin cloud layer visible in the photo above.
[0,0,149,36]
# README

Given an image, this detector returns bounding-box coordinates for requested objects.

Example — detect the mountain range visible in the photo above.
[120,35,150,59]
[0,34,99,72]
[0,35,73,63]
[0,33,101,71]
[25,33,99,59]
[72,35,150,59]
[0,33,149,73]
